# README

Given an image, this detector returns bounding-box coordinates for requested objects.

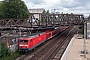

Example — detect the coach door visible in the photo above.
[30,39,33,48]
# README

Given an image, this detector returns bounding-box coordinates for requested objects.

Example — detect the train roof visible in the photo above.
[20,32,45,38]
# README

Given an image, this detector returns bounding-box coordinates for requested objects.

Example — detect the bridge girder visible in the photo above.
[0,13,84,28]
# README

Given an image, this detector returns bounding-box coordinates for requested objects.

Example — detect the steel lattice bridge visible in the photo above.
[0,13,84,30]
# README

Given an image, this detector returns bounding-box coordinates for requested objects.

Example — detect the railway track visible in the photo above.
[16,26,77,60]
[16,26,67,60]
[41,26,76,60]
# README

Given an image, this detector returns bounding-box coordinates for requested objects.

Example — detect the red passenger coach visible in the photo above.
[18,26,68,52]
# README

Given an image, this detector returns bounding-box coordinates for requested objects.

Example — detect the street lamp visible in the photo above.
[81,21,88,58]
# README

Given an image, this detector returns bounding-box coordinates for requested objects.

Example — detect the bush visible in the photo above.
[0,43,20,60]
[0,43,11,59]
[0,51,20,60]
[78,26,84,34]
[78,26,82,29]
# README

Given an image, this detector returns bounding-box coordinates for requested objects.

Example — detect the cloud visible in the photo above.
[30,0,44,5]
[22,0,90,16]
[0,0,4,1]
[60,0,80,8]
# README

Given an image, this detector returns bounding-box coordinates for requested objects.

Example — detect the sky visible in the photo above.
[21,0,90,17]
[0,0,90,17]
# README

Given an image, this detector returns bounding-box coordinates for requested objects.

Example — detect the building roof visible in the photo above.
[29,8,45,13]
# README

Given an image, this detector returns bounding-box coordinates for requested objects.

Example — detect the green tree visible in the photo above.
[42,10,46,14]
[0,2,4,18]
[88,15,90,20]
[3,0,30,18]
[46,10,49,14]
[42,10,49,14]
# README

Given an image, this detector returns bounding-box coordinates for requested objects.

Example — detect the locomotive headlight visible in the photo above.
[19,44,23,46]
[19,44,28,46]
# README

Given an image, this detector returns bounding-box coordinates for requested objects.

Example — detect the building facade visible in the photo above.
[29,8,45,20]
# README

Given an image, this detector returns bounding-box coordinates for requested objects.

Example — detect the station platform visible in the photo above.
[61,35,90,60]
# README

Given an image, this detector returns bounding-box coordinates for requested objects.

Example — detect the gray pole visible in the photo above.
[84,21,86,58]
[19,27,21,37]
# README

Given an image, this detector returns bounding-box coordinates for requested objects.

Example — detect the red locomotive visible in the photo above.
[18,26,67,52]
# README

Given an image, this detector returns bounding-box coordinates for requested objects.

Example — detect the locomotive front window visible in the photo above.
[20,40,28,43]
